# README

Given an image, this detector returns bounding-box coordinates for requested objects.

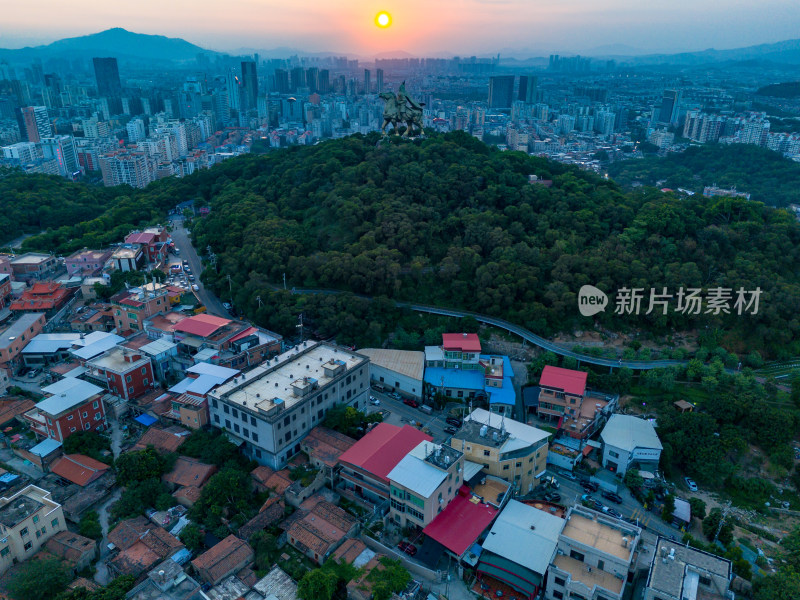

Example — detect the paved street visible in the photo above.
[365,389,452,444]
[168,218,230,318]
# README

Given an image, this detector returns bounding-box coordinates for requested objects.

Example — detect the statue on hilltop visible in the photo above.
[379,81,425,137]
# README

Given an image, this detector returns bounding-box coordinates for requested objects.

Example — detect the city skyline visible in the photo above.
[1,0,799,56]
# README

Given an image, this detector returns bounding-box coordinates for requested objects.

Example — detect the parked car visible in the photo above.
[544,492,561,502]
[604,507,623,519]
[445,417,463,427]
[191,284,199,291]
[370,396,380,406]
[581,480,599,492]
[559,471,577,481]
[601,491,623,504]
[397,541,417,556]
[222,302,232,310]
[403,398,419,408]
[684,477,698,492]
[444,426,458,435]
[27,368,40,378]
[581,494,603,511]
[188,275,196,281]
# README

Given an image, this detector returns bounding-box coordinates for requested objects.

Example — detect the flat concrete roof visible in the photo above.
[553,554,624,595]
[561,509,639,562]
[212,341,367,413]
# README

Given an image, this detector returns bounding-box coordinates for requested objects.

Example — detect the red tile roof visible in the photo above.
[442,333,481,353]
[301,426,356,468]
[173,314,231,338]
[250,466,292,494]
[0,398,36,426]
[338,424,432,484]
[133,426,189,453]
[9,282,73,312]
[539,365,588,396]
[162,456,217,488]
[125,232,156,245]
[191,534,254,584]
[50,454,110,487]
[45,531,97,564]
[422,487,498,556]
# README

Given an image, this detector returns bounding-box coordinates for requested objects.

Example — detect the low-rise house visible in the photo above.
[600,414,663,476]
[45,530,97,571]
[9,282,76,316]
[478,499,565,599]
[111,244,145,272]
[133,426,190,453]
[537,366,617,439]
[21,332,82,367]
[162,456,217,490]
[422,485,499,560]
[247,565,298,600]
[285,499,358,564]
[0,313,46,367]
[126,557,203,600]
[544,506,642,600]
[23,378,107,442]
[358,348,425,400]
[643,536,733,600]
[65,249,112,277]
[387,442,465,529]
[86,346,156,401]
[69,304,115,333]
[238,496,285,541]
[8,253,58,281]
[0,485,67,575]
[108,516,184,579]
[250,466,292,495]
[191,534,254,585]
[111,283,171,333]
[139,337,179,381]
[166,363,240,429]
[49,454,110,487]
[125,228,170,265]
[300,426,355,483]
[0,274,11,309]
[450,408,550,495]
[0,398,36,428]
[337,423,431,504]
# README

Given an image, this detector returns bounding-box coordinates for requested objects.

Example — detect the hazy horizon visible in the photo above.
[1,0,799,57]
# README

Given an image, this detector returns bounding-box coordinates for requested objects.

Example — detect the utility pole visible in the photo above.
[256,296,263,308]
[226,274,233,305]
[713,501,732,544]
[283,272,286,290]
[296,313,304,342]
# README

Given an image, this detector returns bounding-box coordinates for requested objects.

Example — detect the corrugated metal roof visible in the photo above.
[338,424,431,483]
[481,499,563,575]
[22,333,81,354]
[187,363,239,379]
[71,333,124,360]
[29,438,62,457]
[600,414,663,453]
[186,374,224,395]
[38,378,103,415]
[540,365,588,396]
[387,442,448,498]
[140,338,178,356]
[357,348,424,381]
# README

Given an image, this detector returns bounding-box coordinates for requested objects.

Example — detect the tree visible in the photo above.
[661,493,676,522]
[179,523,203,552]
[58,575,136,600]
[702,508,733,546]
[754,568,800,600]
[298,569,338,600]
[778,527,800,571]
[8,558,71,600]
[251,531,279,571]
[79,510,102,539]
[689,497,707,521]
[367,558,411,600]
[114,447,169,486]
[63,431,111,464]
[623,469,644,490]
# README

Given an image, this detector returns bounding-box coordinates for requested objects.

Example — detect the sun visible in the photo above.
[375,11,392,28]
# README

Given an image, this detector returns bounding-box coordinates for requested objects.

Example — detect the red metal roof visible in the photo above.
[423,487,498,556]
[174,314,231,338]
[229,326,258,343]
[50,454,110,486]
[539,365,588,396]
[441,333,481,353]
[338,424,431,483]
[125,232,156,245]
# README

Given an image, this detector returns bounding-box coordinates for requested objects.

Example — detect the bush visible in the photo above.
[79,511,102,540]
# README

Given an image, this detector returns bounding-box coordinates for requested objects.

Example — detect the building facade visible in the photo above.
[208,341,369,469]
[23,378,107,442]
[0,485,66,574]
[600,415,663,476]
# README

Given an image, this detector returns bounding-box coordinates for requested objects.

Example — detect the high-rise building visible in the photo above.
[19,106,51,142]
[305,67,319,94]
[240,61,258,113]
[363,69,371,95]
[318,70,330,95]
[274,69,290,94]
[126,118,146,143]
[226,71,240,111]
[658,90,681,126]
[40,135,79,177]
[290,67,305,92]
[376,68,384,93]
[99,150,154,188]
[488,76,514,110]
[92,57,122,97]
[518,75,537,104]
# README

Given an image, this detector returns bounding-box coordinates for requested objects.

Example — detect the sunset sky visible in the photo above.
[1,0,799,55]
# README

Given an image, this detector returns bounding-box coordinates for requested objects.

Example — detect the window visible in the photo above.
[243,428,249,438]
[126,375,132,383]
[503,464,509,470]
[70,427,76,432]
[93,401,99,409]
[255,449,262,458]
[516,461,522,467]
[0,547,8,557]
[20,527,28,537]
[67,415,73,421]
[51,518,58,528]
[35,530,41,539]
[233,423,240,433]
[699,576,711,587]
[552,592,563,600]
[141,367,147,374]
[212,399,218,408]
[32,516,39,524]
[223,405,229,414]
[85,423,91,430]
[597,559,605,570]
[143,378,148,385]
[570,550,585,562]
[250,416,256,426]
[23,541,32,551]
[457,390,464,398]
[610,451,620,459]
[225,419,231,429]
[284,416,290,426]
[128,387,134,394]
[483,450,490,456]
[252,433,259,442]
[214,415,220,423]
[406,506,424,521]
[95,413,102,420]
[554,577,566,586]
[82,412,88,418]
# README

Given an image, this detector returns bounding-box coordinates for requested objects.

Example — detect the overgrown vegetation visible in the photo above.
[62,431,112,465]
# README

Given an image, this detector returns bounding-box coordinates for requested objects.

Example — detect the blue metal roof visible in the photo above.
[29,438,62,457]
[424,367,484,390]
[134,414,158,427]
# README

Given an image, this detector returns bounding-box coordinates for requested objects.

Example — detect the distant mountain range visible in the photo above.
[0,28,799,67]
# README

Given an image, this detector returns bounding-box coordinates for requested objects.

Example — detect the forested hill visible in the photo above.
[606,144,800,207]
[182,131,800,358]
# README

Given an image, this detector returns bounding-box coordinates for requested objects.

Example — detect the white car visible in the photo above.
[192,284,199,291]
[222,302,232,310]
[684,477,698,492]
[370,396,380,406]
